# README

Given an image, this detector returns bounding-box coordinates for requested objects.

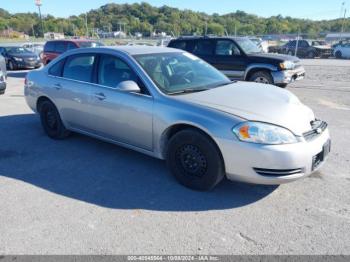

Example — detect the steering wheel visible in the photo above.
[182,71,195,83]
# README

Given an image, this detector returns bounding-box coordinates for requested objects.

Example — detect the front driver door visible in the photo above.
[89,54,153,151]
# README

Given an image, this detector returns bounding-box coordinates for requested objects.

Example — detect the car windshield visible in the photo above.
[78,42,104,48]
[6,47,31,54]
[134,52,231,95]
[235,38,262,54]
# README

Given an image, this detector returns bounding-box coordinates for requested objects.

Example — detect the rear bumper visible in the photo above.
[272,67,306,85]
[217,128,330,185]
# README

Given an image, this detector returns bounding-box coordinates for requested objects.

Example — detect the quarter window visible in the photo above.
[98,55,138,88]
[169,41,187,50]
[63,54,95,82]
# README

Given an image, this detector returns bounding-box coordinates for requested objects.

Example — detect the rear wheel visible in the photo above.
[166,129,225,191]
[248,71,273,85]
[39,100,70,139]
[335,51,342,59]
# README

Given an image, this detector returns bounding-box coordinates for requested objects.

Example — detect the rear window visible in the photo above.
[44,42,55,52]
[77,42,104,48]
[169,41,187,50]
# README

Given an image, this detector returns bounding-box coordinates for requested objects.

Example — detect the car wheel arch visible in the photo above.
[244,65,276,81]
[36,96,55,113]
[160,123,224,164]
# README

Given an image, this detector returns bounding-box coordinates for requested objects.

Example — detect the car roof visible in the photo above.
[174,36,249,41]
[103,46,182,55]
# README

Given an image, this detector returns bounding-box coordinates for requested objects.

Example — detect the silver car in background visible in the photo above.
[24,46,330,190]
[0,54,6,94]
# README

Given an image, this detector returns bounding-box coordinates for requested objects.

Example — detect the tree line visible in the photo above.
[0,2,349,38]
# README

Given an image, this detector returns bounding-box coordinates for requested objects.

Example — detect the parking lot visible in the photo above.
[0,59,349,255]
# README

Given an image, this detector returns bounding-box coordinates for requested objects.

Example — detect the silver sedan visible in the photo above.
[24,46,331,190]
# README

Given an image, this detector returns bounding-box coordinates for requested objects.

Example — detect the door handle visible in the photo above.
[54,83,62,90]
[94,92,106,101]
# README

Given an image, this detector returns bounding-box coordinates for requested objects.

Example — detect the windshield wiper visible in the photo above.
[167,88,210,95]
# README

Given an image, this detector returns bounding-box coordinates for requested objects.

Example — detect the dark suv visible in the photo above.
[42,39,104,65]
[168,36,305,87]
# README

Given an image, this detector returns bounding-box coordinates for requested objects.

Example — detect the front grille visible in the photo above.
[254,168,303,177]
[303,121,328,141]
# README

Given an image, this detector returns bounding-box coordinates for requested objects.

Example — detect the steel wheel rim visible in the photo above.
[176,144,207,177]
[254,77,270,84]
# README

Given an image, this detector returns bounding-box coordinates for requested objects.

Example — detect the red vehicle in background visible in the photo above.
[42,39,104,65]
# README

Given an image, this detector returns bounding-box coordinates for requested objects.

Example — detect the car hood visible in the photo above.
[249,52,300,63]
[177,82,314,136]
[313,45,332,50]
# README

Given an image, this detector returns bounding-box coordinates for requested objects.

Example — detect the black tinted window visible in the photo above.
[193,40,214,55]
[67,42,77,50]
[48,59,65,77]
[44,42,55,52]
[55,42,66,53]
[98,55,137,88]
[169,41,187,50]
[63,54,95,82]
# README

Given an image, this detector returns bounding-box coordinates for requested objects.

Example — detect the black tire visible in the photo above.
[248,71,273,85]
[307,51,316,59]
[277,84,288,88]
[8,61,16,71]
[335,51,342,59]
[39,100,70,139]
[166,129,225,191]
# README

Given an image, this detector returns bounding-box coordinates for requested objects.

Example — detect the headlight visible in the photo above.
[232,122,298,145]
[280,61,295,70]
[13,57,23,62]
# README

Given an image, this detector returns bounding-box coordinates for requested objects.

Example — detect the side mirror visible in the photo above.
[116,80,141,93]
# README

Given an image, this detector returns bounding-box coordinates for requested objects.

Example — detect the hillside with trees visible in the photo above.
[0,2,349,38]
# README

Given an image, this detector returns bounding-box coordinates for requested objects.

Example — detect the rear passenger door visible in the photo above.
[192,39,215,64]
[48,53,97,132]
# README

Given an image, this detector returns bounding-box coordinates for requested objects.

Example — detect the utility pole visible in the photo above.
[340,8,347,41]
[85,13,89,38]
[35,0,44,38]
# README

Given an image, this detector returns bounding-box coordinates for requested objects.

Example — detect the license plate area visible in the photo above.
[312,140,331,171]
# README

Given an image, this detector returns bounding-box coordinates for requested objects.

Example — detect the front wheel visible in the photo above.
[248,71,274,85]
[335,51,342,59]
[39,100,70,139]
[166,129,225,191]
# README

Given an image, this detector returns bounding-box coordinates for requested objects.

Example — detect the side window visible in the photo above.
[169,41,187,51]
[299,41,308,48]
[55,42,66,53]
[193,40,214,55]
[48,59,65,77]
[63,54,95,82]
[44,42,55,52]
[216,40,240,56]
[98,55,138,88]
[67,42,77,50]
[288,41,296,47]
[0,47,5,55]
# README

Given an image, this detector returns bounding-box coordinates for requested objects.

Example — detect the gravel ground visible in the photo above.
[0,59,349,255]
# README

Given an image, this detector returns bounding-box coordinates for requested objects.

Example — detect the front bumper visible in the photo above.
[14,60,42,69]
[271,66,306,85]
[0,81,6,95]
[217,128,330,185]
